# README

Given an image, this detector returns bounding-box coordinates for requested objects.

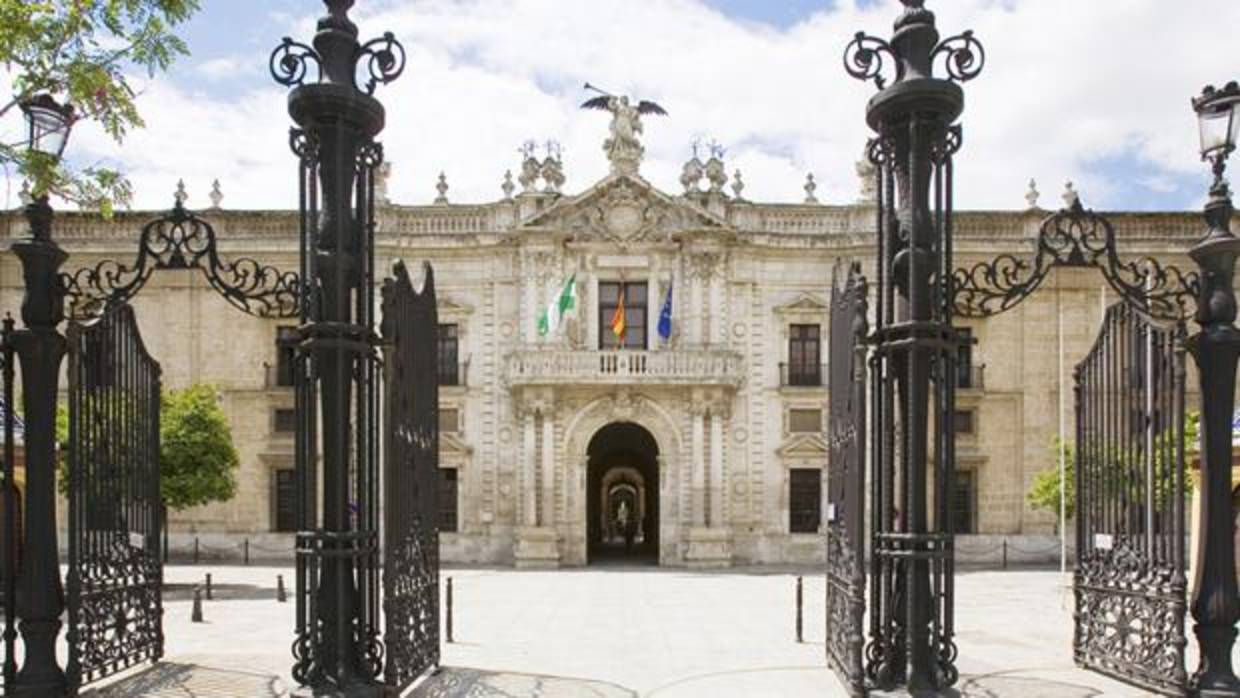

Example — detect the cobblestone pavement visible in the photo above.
[81,565,1211,697]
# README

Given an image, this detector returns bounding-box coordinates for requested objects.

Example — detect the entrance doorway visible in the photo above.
[587,422,658,564]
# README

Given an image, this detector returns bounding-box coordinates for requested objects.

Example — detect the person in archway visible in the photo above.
[615,500,629,549]
[623,502,637,552]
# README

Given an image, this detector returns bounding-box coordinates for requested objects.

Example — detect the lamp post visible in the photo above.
[9,92,75,696]
[1187,79,1240,697]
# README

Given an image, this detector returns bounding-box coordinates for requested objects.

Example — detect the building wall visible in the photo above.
[0,168,1206,566]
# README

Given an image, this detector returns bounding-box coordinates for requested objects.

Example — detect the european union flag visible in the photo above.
[657,282,673,341]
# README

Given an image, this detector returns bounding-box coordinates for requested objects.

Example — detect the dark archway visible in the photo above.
[587,422,658,565]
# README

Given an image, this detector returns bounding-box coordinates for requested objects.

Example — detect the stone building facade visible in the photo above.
[0,119,1207,567]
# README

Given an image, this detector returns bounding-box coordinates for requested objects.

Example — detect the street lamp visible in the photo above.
[19,93,75,161]
[1186,79,1240,698]
[1194,81,1239,182]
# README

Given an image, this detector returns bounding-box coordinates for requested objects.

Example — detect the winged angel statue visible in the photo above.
[580,83,668,175]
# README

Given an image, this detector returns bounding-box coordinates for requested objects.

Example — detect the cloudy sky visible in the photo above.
[4,0,1237,213]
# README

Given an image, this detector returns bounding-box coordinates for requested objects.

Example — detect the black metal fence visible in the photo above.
[1073,302,1188,695]
[825,262,867,697]
[780,362,827,387]
[64,304,164,691]
[380,260,441,691]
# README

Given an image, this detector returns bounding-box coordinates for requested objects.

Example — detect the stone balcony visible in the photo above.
[503,347,745,388]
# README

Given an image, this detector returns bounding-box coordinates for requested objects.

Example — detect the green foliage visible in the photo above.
[0,0,199,212]
[1027,436,1075,524]
[54,383,239,511]
[1026,411,1201,526]
[160,384,238,511]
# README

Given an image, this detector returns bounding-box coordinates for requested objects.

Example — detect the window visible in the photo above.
[789,469,822,533]
[439,408,459,434]
[953,409,974,434]
[789,408,823,434]
[438,324,460,386]
[274,408,297,433]
[787,324,822,386]
[439,468,459,532]
[274,469,296,533]
[952,470,976,533]
[956,327,974,388]
[275,326,298,387]
[598,281,648,349]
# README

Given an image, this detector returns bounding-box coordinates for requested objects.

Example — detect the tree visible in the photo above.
[0,0,199,214]
[160,384,237,511]
[1027,411,1200,528]
[55,383,239,511]
[1027,436,1075,526]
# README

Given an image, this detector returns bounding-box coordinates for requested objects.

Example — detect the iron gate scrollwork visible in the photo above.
[1073,302,1188,696]
[826,261,868,697]
[64,303,163,692]
[380,259,440,690]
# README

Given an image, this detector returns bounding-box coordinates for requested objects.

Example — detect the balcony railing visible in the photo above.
[504,347,744,387]
[438,359,468,387]
[264,362,294,389]
[957,364,985,391]
[780,362,827,388]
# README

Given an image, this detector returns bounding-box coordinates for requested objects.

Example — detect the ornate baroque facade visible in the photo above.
[0,121,1205,567]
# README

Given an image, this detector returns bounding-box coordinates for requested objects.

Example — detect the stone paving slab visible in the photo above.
[89,564,1219,697]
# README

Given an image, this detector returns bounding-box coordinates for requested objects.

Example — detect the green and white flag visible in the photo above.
[537,274,577,337]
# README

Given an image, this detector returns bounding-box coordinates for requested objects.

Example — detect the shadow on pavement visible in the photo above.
[81,662,285,697]
[957,674,1100,697]
[412,666,636,698]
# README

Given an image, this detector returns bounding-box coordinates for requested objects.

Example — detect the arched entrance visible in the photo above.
[587,422,658,564]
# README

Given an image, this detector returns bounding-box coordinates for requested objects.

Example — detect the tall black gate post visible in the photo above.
[1185,82,1240,697]
[845,1,983,692]
[271,1,404,694]
[9,196,69,695]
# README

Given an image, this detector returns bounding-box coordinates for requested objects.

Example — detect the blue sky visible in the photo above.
[14,0,1233,213]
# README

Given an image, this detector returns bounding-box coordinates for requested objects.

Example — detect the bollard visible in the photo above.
[1002,539,1008,571]
[192,587,204,623]
[795,575,803,643]
[277,574,287,603]
[244,538,250,566]
[205,573,213,600]
[194,537,200,565]
[446,577,454,643]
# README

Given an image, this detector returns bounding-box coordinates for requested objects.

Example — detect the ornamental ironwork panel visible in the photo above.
[1073,302,1188,696]
[952,200,1197,322]
[380,259,440,690]
[826,261,868,697]
[60,199,300,320]
[64,303,163,692]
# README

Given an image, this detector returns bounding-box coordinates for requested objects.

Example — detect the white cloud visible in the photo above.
[26,0,1240,212]
[196,57,243,81]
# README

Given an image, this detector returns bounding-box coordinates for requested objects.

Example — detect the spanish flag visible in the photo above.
[610,288,627,344]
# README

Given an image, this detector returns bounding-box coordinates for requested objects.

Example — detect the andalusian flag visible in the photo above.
[657,282,673,341]
[537,274,577,337]
[610,288,627,344]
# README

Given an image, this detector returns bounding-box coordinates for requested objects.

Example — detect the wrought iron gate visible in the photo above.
[64,303,163,692]
[826,261,869,697]
[1073,302,1187,696]
[380,259,440,690]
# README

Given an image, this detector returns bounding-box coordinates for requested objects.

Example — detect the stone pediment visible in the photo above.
[776,433,828,460]
[774,293,829,316]
[521,174,728,245]
[438,297,474,317]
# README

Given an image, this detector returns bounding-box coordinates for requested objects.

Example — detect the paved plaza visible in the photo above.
[75,564,1206,697]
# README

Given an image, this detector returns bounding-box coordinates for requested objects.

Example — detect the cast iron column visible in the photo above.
[285,0,381,694]
[9,196,69,695]
[846,1,981,692]
[1186,170,1240,696]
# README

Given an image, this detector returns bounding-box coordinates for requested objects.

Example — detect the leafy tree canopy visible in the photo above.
[0,0,199,214]
[160,383,238,511]
[55,382,239,511]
